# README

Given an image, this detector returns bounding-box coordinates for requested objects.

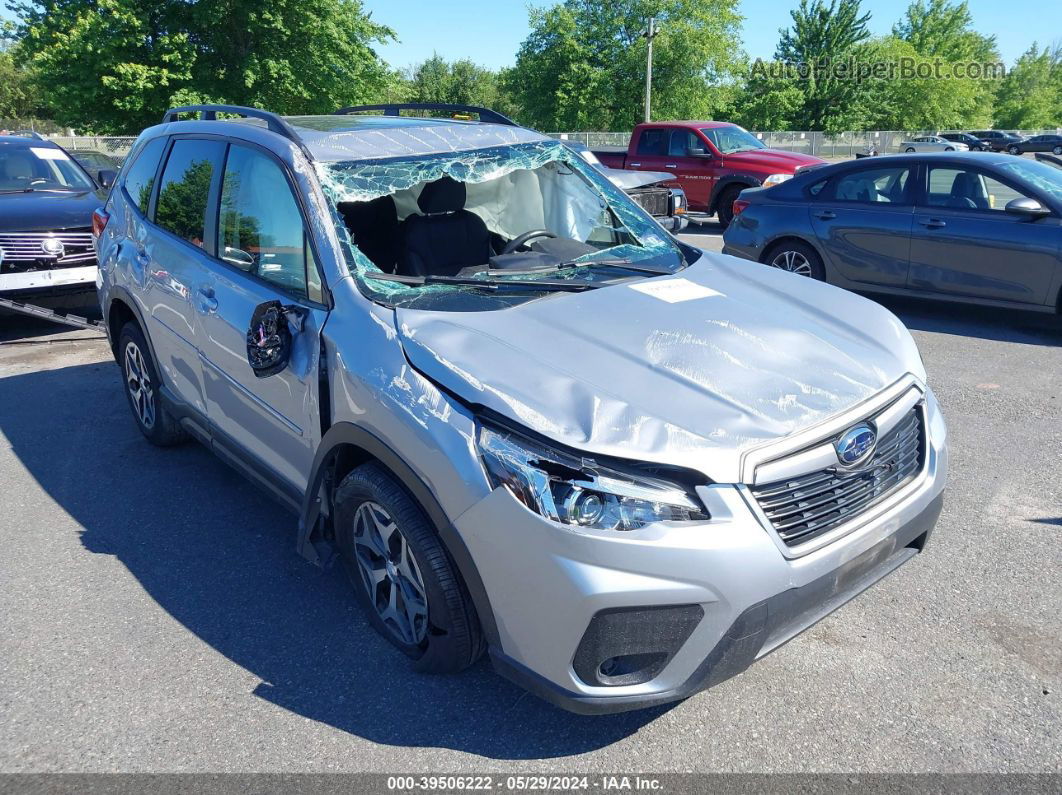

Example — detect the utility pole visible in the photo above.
[643,17,657,123]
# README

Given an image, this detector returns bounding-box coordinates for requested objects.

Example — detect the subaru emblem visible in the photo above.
[835,423,877,467]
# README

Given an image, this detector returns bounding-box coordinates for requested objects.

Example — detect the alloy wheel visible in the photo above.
[1053,146,1062,155]
[770,250,813,277]
[351,501,428,646]
[124,341,156,429]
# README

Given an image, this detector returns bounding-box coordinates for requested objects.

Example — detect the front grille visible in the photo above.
[0,230,96,271]
[628,188,670,217]
[750,407,926,547]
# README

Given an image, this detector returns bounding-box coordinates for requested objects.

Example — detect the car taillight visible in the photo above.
[92,207,110,238]
[732,199,750,217]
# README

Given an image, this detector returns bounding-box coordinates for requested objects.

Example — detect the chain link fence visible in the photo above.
[549,129,1062,158]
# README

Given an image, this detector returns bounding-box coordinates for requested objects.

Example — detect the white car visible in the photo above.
[900,135,969,153]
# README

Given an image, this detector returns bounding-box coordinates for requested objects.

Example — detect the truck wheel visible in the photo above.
[334,462,484,673]
[118,321,186,446]
[763,240,826,280]
[715,186,744,228]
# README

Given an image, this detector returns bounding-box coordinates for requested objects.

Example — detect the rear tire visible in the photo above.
[905,147,916,153]
[334,462,484,674]
[118,321,186,446]
[1053,145,1062,155]
[763,240,826,280]
[715,185,744,229]
[1008,145,1021,155]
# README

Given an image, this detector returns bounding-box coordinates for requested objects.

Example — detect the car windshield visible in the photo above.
[317,140,686,311]
[997,159,1062,201]
[701,126,766,154]
[0,144,95,191]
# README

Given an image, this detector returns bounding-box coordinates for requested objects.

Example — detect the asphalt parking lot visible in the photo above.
[1,223,1060,773]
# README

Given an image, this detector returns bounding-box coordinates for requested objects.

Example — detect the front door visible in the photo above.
[196,142,329,493]
[808,163,916,287]
[908,164,1060,305]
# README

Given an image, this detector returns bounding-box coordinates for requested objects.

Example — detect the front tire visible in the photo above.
[763,240,826,280]
[905,147,916,153]
[945,146,955,151]
[118,322,186,446]
[715,185,744,228]
[334,462,484,673]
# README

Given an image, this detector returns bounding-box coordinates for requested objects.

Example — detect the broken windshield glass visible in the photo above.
[315,139,683,309]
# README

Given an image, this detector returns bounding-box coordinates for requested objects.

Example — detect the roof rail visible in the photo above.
[161,104,313,159]
[333,103,517,127]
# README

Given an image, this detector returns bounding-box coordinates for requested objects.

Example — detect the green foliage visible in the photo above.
[510,0,743,131]
[9,0,396,134]
[406,54,519,119]
[993,44,1062,129]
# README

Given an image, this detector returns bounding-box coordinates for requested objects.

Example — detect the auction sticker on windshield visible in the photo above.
[629,278,723,303]
[30,147,70,160]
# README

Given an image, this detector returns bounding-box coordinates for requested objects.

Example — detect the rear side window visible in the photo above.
[832,166,911,203]
[154,139,226,248]
[217,144,318,301]
[121,137,167,213]
[636,129,666,156]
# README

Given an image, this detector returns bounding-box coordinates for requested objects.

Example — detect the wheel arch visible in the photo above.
[299,421,500,648]
[106,288,156,365]
[709,177,759,214]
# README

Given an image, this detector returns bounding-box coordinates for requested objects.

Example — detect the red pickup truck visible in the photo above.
[593,121,825,228]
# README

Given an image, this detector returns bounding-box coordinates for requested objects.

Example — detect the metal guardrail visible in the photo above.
[548,129,1062,156]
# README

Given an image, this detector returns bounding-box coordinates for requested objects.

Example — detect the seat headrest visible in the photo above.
[417,176,465,214]
[3,153,34,180]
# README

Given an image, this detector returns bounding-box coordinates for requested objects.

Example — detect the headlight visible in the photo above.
[761,173,792,187]
[477,422,709,531]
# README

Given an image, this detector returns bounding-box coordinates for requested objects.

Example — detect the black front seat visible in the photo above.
[339,195,400,272]
[399,176,492,277]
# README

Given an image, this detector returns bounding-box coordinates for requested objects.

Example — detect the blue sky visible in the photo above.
[360,0,1056,71]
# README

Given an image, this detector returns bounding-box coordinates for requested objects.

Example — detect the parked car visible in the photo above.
[565,141,687,232]
[900,135,968,153]
[939,132,985,151]
[96,103,946,714]
[1005,134,1062,156]
[1,131,115,305]
[723,151,1062,314]
[592,121,825,228]
[968,130,1026,153]
[69,149,123,180]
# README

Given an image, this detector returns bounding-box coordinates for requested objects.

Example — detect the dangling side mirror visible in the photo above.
[246,300,300,378]
[97,169,117,189]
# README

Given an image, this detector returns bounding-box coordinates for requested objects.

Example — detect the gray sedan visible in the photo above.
[722,152,1062,313]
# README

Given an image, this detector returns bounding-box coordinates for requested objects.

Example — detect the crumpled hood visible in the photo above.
[395,253,924,482]
[723,148,825,172]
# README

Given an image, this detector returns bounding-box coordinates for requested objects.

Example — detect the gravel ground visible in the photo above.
[1,231,1059,773]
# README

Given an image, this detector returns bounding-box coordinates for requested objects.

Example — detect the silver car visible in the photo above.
[93,103,947,714]
[901,135,970,153]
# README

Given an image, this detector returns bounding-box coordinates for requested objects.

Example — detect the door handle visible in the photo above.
[919,218,946,229]
[665,163,678,169]
[629,162,641,168]
[196,286,218,314]
[814,210,837,220]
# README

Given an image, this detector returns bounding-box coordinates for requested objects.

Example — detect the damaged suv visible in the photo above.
[95,104,947,714]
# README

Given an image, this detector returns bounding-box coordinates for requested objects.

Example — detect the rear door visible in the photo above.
[907,163,1059,304]
[808,163,916,287]
[196,142,329,493]
[137,136,227,415]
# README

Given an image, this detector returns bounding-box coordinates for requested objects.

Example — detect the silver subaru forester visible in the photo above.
[94,104,947,714]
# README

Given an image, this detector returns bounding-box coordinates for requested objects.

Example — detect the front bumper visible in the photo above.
[0,265,98,293]
[453,389,947,714]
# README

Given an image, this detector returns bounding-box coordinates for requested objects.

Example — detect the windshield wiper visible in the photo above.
[560,257,674,276]
[362,272,601,292]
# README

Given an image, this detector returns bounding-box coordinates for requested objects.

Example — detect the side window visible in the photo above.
[154,139,226,247]
[636,129,666,156]
[122,137,167,214]
[218,145,317,300]
[808,178,827,197]
[667,130,696,157]
[832,166,911,203]
[926,166,1028,211]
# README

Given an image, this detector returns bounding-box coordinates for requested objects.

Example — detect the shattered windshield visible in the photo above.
[316,140,685,310]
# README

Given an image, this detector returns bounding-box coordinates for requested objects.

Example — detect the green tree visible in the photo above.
[9,0,396,133]
[993,44,1061,129]
[773,0,872,131]
[406,54,519,119]
[510,0,743,132]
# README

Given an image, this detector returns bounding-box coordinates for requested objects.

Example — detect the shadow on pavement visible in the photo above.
[869,295,1062,347]
[0,360,665,759]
